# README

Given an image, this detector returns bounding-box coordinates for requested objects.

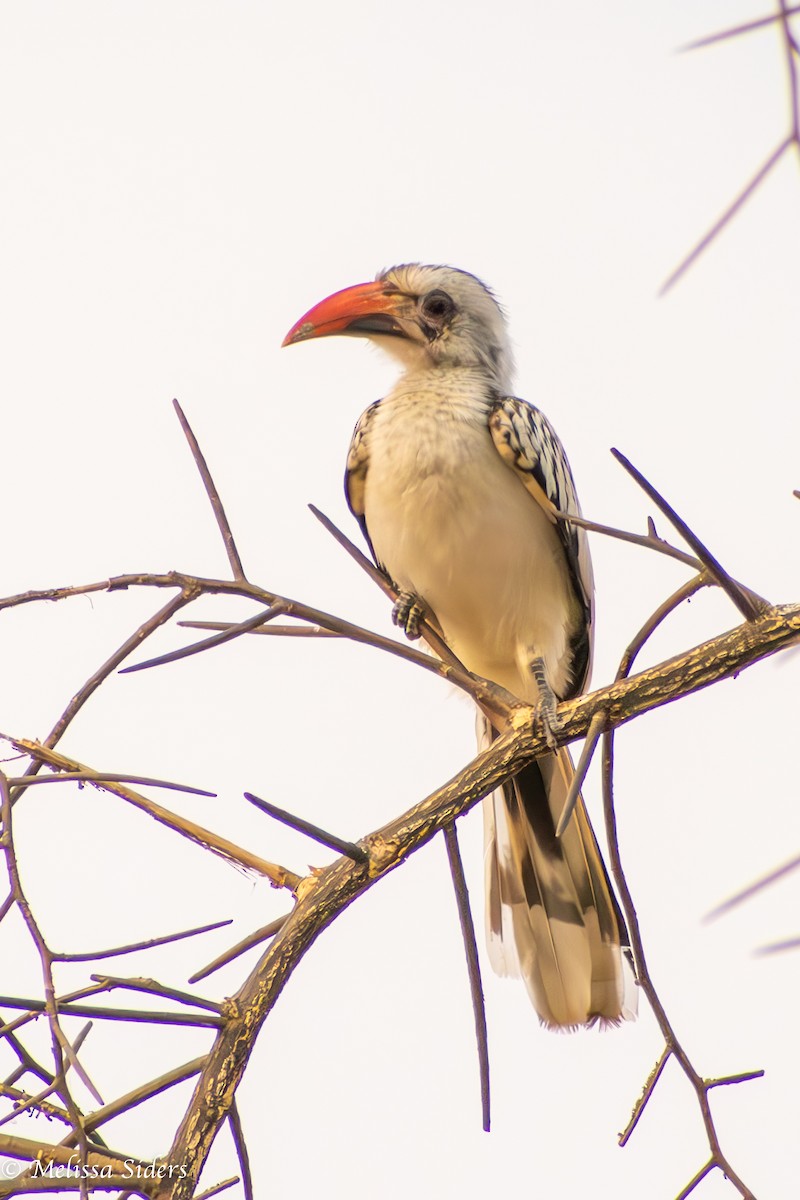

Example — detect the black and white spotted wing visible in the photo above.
[344,399,381,561]
[489,396,594,694]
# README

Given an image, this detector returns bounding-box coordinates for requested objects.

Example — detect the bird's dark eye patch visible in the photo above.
[419,289,455,336]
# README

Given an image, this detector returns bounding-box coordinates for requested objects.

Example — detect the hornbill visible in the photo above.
[284,264,636,1029]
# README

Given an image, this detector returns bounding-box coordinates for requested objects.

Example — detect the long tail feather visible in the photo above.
[482,717,636,1028]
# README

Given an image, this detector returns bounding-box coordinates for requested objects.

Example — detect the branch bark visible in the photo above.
[158,599,800,1197]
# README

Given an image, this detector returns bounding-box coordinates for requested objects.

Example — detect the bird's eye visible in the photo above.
[419,290,455,326]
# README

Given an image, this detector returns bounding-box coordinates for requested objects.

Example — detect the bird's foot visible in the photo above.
[530,656,563,750]
[392,591,426,640]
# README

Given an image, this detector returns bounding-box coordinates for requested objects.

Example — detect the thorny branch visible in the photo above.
[664,2,800,291]
[0,396,794,1200]
[155,583,798,1200]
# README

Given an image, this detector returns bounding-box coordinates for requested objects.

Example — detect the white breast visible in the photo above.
[363,373,580,700]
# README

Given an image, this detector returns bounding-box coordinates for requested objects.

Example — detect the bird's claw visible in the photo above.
[392,591,425,640]
[530,656,564,750]
[535,699,564,751]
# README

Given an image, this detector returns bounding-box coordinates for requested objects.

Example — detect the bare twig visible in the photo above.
[705,852,800,921]
[0,570,516,720]
[660,137,792,295]
[0,995,221,1028]
[180,620,340,638]
[5,770,215,798]
[88,975,223,1014]
[555,709,606,838]
[188,916,289,985]
[611,449,765,620]
[443,823,490,1133]
[706,1069,764,1089]
[679,6,800,51]
[120,603,286,675]
[192,1178,239,1200]
[244,792,368,863]
[0,1020,94,1128]
[755,936,800,955]
[308,503,399,606]
[0,982,111,1040]
[0,772,98,1185]
[173,398,246,581]
[553,508,698,570]
[1,1028,59,1090]
[0,1082,70,1129]
[9,740,302,888]
[601,733,757,1198]
[178,608,516,722]
[616,575,708,680]
[779,0,800,150]
[228,1101,253,1200]
[52,919,232,963]
[674,1160,715,1200]
[76,1057,206,1138]
[618,1047,671,1147]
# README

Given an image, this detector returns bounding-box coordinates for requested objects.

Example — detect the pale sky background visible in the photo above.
[1,3,799,1198]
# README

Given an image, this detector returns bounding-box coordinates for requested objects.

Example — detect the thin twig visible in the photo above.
[611,449,764,620]
[3,1020,96,1128]
[188,916,289,985]
[308,503,399,605]
[9,739,301,888]
[618,1047,671,1147]
[0,982,111,1040]
[553,509,699,570]
[0,1079,63,1129]
[192,1178,240,1200]
[616,576,708,680]
[705,852,800,921]
[555,710,606,838]
[0,1081,70,1129]
[0,772,98,1184]
[180,620,340,638]
[120,603,286,675]
[0,996,221,1027]
[89,975,223,1014]
[76,1057,206,1138]
[675,1160,715,1200]
[52,919,232,963]
[173,398,247,581]
[755,935,800,955]
[0,570,517,720]
[601,734,756,1198]
[679,6,800,51]
[1,1028,59,1090]
[660,137,792,295]
[443,823,490,1133]
[229,1102,253,1200]
[779,0,800,148]
[6,771,216,797]
[706,1069,764,1089]
[244,792,368,863]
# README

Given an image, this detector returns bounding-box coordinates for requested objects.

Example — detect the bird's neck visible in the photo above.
[394,362,504,398]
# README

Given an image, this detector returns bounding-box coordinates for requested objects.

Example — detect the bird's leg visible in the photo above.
[392,590,426,640]
[529,656,563,750]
